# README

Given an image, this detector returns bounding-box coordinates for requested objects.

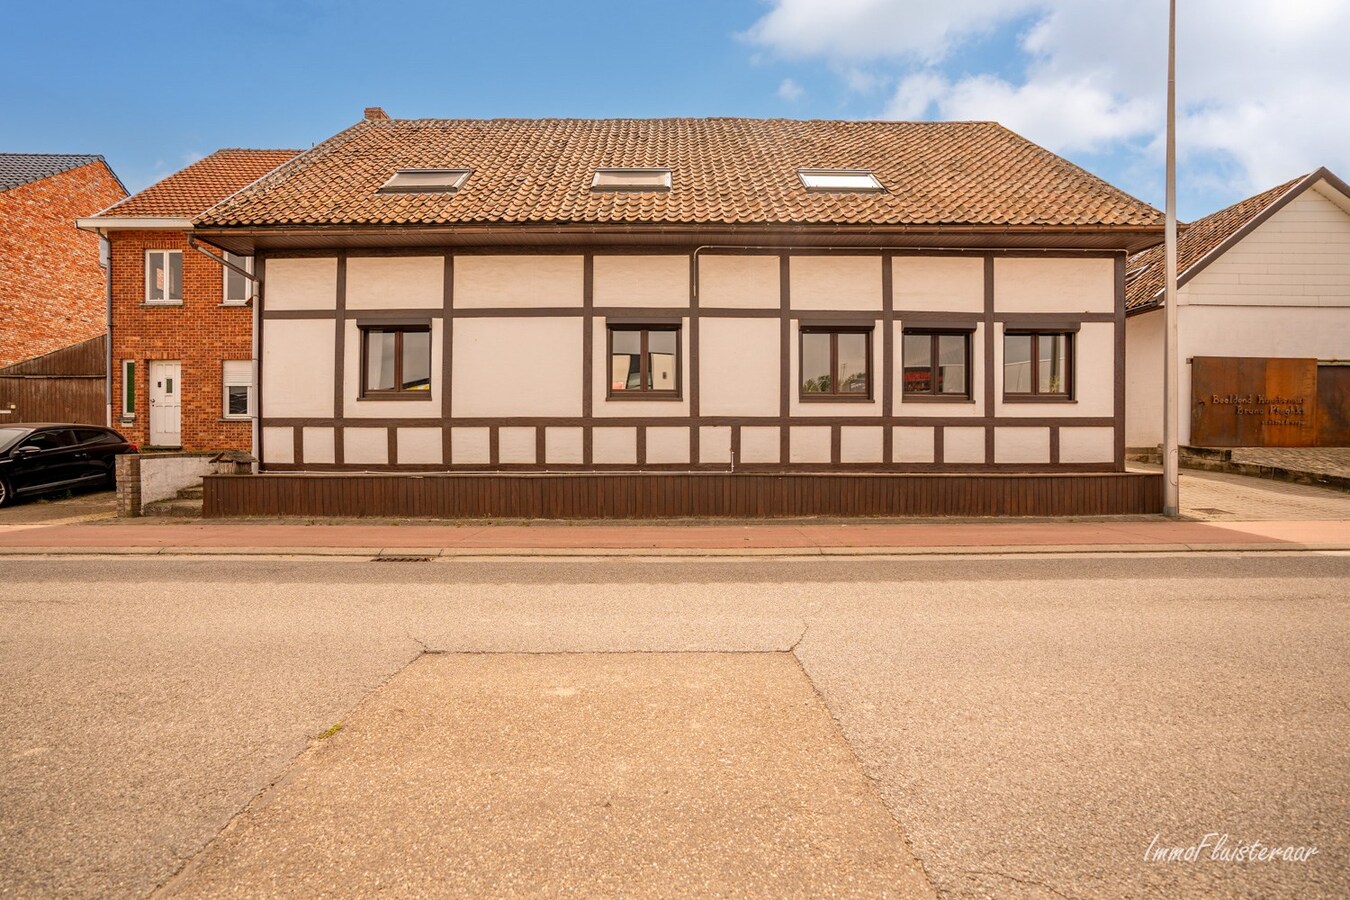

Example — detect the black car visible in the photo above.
[0,424,137,507]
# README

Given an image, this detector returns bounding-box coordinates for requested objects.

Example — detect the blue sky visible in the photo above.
[4,1,1345,221]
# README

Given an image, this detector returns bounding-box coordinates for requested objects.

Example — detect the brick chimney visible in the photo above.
[364,107,390,121]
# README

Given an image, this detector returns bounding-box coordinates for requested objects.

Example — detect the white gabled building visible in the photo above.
[1125,168,1350,450]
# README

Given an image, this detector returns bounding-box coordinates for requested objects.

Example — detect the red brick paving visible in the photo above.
[1,519,1347,552]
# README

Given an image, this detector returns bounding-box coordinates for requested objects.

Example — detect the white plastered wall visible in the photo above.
[994,257,1114,313]
[452,317,583,417]
[265,258,337,310]
[262,319,335,418]
[397,428,442,465]
[593,256,688,308]
[789,256,882,310]
[698,255,780,309]
[892,256,984,312]
[347,256,444,309]
[453,255,584,308]
[1125,310,1164,448]
[646,426,690,464]
[698,317,781,417]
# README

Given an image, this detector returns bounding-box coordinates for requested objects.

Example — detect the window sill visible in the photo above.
[141,301,184,308]
[798,395,873,403]
[220,302,250,308]
[357,393,434,401]
[605,392,683,402]
[901,394,976,404]
[1002,395,1076,404]
[221,416,253,422]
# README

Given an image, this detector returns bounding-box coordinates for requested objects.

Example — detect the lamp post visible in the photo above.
[1163,0,1180,517]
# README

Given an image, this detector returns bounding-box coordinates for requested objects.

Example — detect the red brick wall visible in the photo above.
[109,230,252,451]
[0,160,126,368]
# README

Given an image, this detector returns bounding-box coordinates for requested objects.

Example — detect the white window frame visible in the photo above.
[797,168,885,192]
[145,249,183,304]
[121,359,136,418]
[378,168,472,193]
[222,360,255,419]
[591,168,672,192]
[222,253,254,305]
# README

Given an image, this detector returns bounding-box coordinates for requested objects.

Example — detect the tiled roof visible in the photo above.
[196,117,1164,230]
[98,148,300,219]
[1124,174,1306,311]
[0,153,104,191]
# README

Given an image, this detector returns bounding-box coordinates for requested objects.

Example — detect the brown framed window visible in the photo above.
[902,329,972,398]
[607,325,680,398]
[800,327,871,400]
[1004,330,1073,399]
[361,325,432,398]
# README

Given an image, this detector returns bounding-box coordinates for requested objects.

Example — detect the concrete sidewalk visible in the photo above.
[1,517,1348,557]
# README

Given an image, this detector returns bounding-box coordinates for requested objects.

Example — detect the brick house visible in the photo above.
[0,154,126,423]
[181,110,1168,517]
[77,149,297,450]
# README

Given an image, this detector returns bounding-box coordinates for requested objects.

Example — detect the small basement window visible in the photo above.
[377,168,471,193]
[591,168,672,192]
[798,168,884,192]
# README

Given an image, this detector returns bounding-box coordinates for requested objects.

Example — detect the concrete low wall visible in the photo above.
[116,452,253,517]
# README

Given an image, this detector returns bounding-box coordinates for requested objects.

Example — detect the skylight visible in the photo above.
[378,168,471,193]
[591,168,672,192]
[798,168,884,192]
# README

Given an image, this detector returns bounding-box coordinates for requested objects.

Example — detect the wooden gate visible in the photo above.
[0,336,105,425]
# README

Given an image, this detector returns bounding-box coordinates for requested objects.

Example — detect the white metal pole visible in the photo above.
[1162,0,1181,516]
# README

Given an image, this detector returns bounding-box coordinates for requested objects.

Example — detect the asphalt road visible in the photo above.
[2,554,1347,898]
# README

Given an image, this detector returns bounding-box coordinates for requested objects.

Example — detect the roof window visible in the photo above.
[591,168,672,192]
[798,168,884,192]
[378,168,471,193]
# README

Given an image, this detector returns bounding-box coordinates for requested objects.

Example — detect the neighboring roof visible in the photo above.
[1125,167,1350,312]
[0,335,104,377]
[96,148,300,219]
[196,117,1164,232]
[0,153,105,192]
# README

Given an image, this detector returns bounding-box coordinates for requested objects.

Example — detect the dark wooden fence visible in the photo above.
[204,471,1163,519]
[0,335,105,425]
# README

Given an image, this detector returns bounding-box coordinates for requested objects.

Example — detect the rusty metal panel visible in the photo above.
[1317,365,1350,446]
[1191,356,1317,447]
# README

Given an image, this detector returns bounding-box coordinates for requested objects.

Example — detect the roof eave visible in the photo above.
[75,216,195,234]
[193,220,1163,254]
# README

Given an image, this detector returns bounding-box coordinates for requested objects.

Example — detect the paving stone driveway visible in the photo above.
[1131,463,1350,520]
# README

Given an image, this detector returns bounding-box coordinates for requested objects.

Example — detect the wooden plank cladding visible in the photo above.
[203,472,1163,519]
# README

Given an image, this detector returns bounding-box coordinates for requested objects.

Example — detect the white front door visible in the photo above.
[149,360,182,447]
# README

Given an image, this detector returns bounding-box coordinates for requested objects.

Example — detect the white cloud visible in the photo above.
[743,0,1040,66]
[777,78,805,102]
[747,0,1350,206]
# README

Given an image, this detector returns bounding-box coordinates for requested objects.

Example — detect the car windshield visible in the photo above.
[0,427,30,453]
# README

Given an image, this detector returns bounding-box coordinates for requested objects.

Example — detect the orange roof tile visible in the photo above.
[98,148,300,219]
[195,118,1163,232]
